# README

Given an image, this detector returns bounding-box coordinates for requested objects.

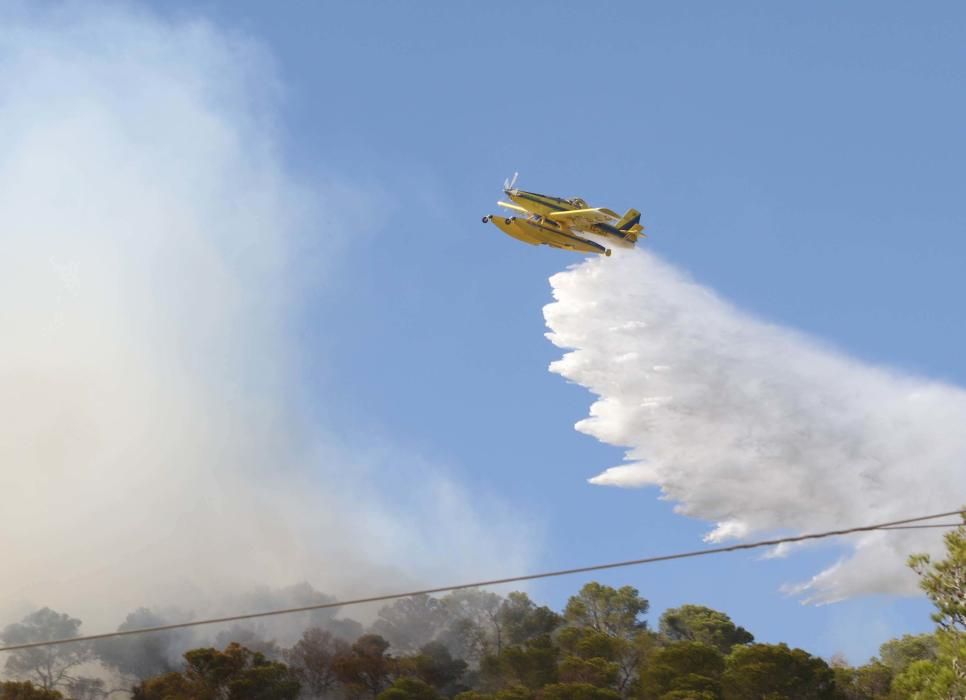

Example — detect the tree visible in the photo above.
[658,605,753,655]
[890,657,954,698]
[910,521,966,634]
[379,677,442,700]
[131,672,194,700]
[557,629,621,663]
[830,659,891,700]
[225,658,301,699]
[440,617,493,666]
[439,589,505,660]
[498,594,562,648]
[556,628,621,689]
[132,642,300,700]
[0,682,63,700]
[374,596,449,655]
[557,657,619,688]
[877,633,938,675]
[334,634,397,698]
[214,626,281,660]
[284,626,349,697]
[851,663,891,700]
[537,683,620,700]
[402,642,468,693]
[721,643,839,699]
[907,514,966,696]
[1,608,92,691]
[455,688,533,700]
[479,636,559,692]
[562,584,652,695]
[637,641,723,700]
[563,585,648,640]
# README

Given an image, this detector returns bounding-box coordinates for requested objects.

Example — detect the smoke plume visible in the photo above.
[0,6,531,632]
[544,248,964,602]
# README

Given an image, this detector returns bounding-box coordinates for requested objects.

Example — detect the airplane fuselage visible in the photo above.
[483,214,610,256]
[507,189,636,248]
[506,190,585,217]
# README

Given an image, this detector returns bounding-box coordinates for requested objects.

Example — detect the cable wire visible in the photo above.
[878,523,963,530]
[0,508,961,654]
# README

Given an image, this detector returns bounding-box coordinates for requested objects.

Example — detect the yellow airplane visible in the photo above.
[482,173,644,256]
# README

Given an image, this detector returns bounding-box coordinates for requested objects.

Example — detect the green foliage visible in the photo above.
[456,686,534,700]
[379,677,443,700]
[560,585,655,695]
[500,593,563,648]
[877,633,938,675]
[212,626,280,660]
[132,642,300,700]
[119,575,966,700]
[536,682,621,700]
[334,634,396,698]
[422,589,540,663]
[637,641,724,700]
[557,656,620,687]
[0,682,63,700]
[721,643,838,699]
[905,514,966,696]
[499,688,535,700]
[831,661,891,700]
[658,605,753,655]
[225,657,300,699]
[564,584,648,640]
[889,632,966,699]
[132,671,195,700]
[890,658,942,697]
[404,641,469,693]
[480,636,559,691]
[557,629,621,663]
[454,692,493,700]
[909,517,966,634]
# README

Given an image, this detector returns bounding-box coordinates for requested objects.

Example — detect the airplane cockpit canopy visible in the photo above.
[567,197,588,208]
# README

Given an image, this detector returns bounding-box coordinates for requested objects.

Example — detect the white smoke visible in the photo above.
[544,248,964,602]
[0,6,532,631]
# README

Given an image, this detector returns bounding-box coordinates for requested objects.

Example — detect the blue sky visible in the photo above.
[166,1,964,661]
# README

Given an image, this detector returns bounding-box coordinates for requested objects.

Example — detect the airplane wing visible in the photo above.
[497,200,530,215]
[547,207,619,226]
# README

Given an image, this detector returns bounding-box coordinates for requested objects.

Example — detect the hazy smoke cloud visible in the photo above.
[0,6,531,632]
[544,249,964,602]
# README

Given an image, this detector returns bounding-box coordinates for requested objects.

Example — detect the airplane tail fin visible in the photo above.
[616,208,641,231]
[615,208,645,240]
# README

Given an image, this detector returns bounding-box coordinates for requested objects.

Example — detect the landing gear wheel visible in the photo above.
[505,218,513,225]
[605,249,612,257]
[481,216,490,223]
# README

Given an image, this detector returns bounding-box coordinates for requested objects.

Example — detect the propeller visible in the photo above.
[503,171,519,194]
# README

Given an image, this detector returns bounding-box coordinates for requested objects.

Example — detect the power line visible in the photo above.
[0,508,961,654]
[879,523,963,530]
